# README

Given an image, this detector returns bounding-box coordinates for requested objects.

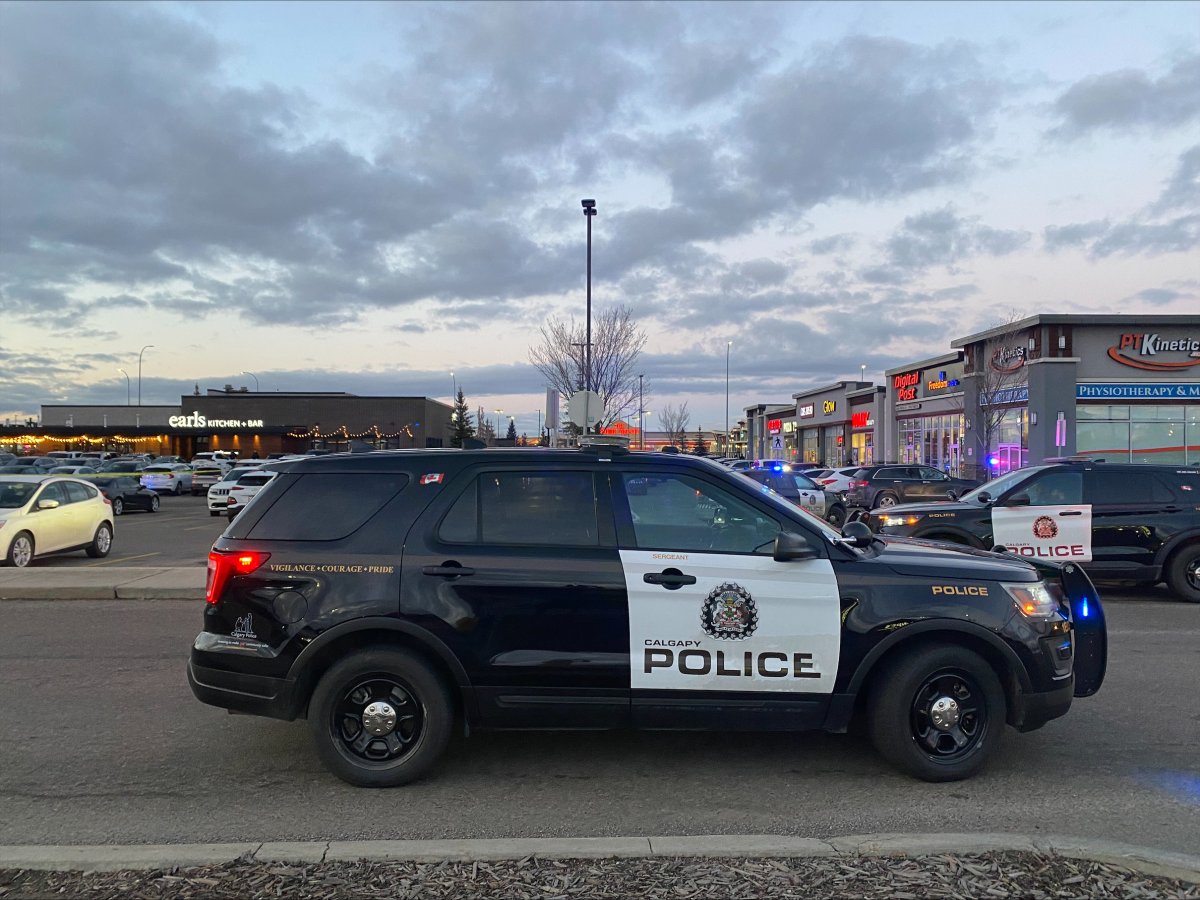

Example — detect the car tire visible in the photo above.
[826,504,846,527]
[875,492,899,509]
[210,510,222,517]
[309,647,454,788]
[867,644,1005,782]
[1165,543,1200,603]
[5,531,34,568]
[173,482,182,496]
[85,522,113,558]
[111,498,124,516]
[150,495,161,512]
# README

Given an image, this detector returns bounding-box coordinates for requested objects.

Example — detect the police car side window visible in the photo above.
[1020,471,1082,506]
[621,472,780,554]
[439,472,599,547]
[245,474,409,541]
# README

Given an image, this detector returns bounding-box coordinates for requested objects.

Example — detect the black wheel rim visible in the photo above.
[331,675,424,766]
[1187,556,1200,591]
[909,668,987,762]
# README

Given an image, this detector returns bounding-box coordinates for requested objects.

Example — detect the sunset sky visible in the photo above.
[2,1,1197,435]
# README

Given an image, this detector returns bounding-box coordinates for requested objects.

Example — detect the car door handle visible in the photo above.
[643,571,697,587]
[1058,510,1083,517]
[422,564,475,577]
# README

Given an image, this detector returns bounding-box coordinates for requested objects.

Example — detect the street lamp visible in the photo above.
[241,371,259,391]
[451,371,456,402]
[137,345,154,406]
[725,340,732,456]
[493,409,504,441]
[581,198,596,432]
[117,369,130,406]
[860,364,867,383]
[638,373,644,451]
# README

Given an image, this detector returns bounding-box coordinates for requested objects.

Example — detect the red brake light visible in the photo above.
[205,549,270,605]
[819,479,836,485]
[855,480,870,487]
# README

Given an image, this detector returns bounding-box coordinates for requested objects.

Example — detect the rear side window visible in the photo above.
[438,471,599,547]
[63,481,93,503]
[1085,469,1175,505]
[246,473,409,541]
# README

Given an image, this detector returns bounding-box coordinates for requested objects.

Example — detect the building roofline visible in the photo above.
[884,350,963,376]
[950,314,1200,348]
[791,380,868,400]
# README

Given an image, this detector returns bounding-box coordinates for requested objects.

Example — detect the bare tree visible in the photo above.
[658,401,691,449]
[529,306,648,430]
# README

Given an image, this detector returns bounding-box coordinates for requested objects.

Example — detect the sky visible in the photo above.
[1,0,1198,437]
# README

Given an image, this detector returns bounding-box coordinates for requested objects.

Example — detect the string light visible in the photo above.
[286,423,416,439]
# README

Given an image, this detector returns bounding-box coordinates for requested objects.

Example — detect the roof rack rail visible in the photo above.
[1043,455,1103,463]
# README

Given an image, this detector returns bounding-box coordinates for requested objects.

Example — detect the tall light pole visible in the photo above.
[451,371,456,402]
[117,369,130,406]
[493,409,503,442]
[725,340,732,456]
[859,364,867,383]
[242,370,259,391]
[581,198,596,432]
[638,373,644,451]
[137,345,154,406]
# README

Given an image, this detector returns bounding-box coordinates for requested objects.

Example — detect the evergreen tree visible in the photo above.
[449,389,475,448]
[506,418,518,441]
[690,431,709,456]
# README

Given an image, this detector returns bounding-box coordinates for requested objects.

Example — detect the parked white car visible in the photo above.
[224,470,277,520]
[0,476,114,567]
[140,463,194,496]
[808,466,863,493]
[206,467,266,516]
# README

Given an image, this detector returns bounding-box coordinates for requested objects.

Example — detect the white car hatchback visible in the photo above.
[224,469,277,520]
[206,467,266,516]
[140,463,194,496]
[0,476,115,567]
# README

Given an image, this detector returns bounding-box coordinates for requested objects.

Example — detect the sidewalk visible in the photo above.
[0,566,204,601]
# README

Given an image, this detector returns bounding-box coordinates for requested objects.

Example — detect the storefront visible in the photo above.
[744,403,795,461]
[953,314,1200,477]
[847,386,884,467]
[792,381,871,466]
[883,353,968,477]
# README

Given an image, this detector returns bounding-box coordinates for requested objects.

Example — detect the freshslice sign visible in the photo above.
[1107,332,1200,373]
[992,506,1092,562]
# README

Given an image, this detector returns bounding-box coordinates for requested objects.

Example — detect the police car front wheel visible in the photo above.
[309,647,453,788]
[867,644,1005,782]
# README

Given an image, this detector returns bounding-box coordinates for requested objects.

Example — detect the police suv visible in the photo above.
[189,447,1107,787]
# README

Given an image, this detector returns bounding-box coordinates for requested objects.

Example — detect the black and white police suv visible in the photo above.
[188,446,1107,787]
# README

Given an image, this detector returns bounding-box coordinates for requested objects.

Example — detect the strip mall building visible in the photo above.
[746,315,1199,478]
[5,390,453,458]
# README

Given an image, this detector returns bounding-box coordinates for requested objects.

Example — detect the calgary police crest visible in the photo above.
[701,582,758,640]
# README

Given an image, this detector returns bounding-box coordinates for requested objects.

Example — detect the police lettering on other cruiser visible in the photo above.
[931,585,989,596]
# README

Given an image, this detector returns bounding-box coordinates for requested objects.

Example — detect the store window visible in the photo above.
[1077,404,1199,465]
[897,415,965,476]
[850,431,874,466]
[801,431,819,463]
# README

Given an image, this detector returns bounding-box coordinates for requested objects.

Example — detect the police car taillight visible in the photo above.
[206,549,270,605]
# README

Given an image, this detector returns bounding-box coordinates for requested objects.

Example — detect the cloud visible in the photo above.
[1049,52,1200,138]
[858,207,1030,282]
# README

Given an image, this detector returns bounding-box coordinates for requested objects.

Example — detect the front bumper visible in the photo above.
[1010,677,1074,732]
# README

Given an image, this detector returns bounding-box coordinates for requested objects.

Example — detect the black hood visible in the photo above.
[874,499,980,515]
[878,535,1038,582]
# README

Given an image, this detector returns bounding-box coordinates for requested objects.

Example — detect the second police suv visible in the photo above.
[189,445,1107,787]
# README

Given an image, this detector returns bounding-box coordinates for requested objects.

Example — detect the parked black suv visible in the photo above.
[867,461,1200,601]
[189,448,1106,787]
[846,465,981,510]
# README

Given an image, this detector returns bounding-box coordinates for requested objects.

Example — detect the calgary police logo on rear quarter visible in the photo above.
[701,582,757,640]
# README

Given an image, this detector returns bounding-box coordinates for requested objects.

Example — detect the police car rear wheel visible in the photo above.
[868,645,1004,782]
[309,648,452,787]
[1165,544,1200,603]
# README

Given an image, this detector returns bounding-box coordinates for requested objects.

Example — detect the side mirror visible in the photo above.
[773,531,819,561]
[36,499,60,510]
[976,491,993,505]
[946,489,958,501]
[1007,493,1031,507]
[841,520,874,548]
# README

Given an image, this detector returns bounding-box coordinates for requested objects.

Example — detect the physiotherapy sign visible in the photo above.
[1076,383,1200,400]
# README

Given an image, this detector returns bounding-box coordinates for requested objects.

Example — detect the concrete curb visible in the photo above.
[1,834,1196,882]
[0,566,204,602]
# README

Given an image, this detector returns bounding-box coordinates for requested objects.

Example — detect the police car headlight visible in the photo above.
[879,513,924,527]
[1003,581,1065,619]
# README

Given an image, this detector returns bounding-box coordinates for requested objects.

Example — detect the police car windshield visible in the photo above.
[959,466,1051,503]
[730,472,844,542]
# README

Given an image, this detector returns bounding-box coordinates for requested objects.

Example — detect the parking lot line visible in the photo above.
[182,524,224,532]
[89,552,161,567]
